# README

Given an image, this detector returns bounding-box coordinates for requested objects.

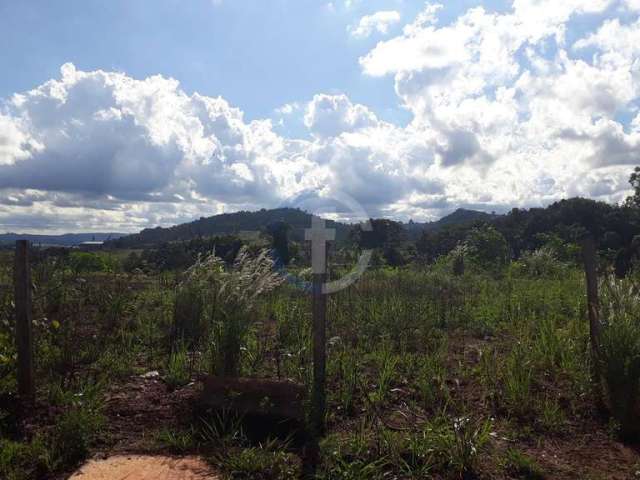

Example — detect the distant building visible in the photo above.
[77,241,104,251]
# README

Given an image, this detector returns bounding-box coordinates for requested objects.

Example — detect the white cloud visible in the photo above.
[0,64,324,230]
[349,10,401,39]
[275,102,301,115]
[356,0,637,215]
[304,94,380,138]
[624,0,640,10]
[2,0,640,231]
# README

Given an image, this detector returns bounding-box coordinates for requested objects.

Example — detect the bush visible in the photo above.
[0,438,50,480]
[599,276,640,440]
[210,446,300,480]
[68,252,118,273]
[464,225,510,273]
[504,448,545,479]
[0,404,103,480]
[173,283,206,347]
[516,247,563,277]
[182,248,283,376]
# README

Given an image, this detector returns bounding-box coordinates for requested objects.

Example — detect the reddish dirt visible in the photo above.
[99,373,200,453]
[69,455,219,479]
[72,331,640,479]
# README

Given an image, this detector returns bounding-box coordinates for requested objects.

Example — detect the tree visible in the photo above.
[266,221,291,266]
[416,223,474,262]
[626,166,640,209]
[464,224,510,272]
[351,218,404,250]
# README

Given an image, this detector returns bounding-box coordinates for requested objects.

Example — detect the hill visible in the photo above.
[109,207,351,248]
[404,208,500,238]
[0,232,125,247]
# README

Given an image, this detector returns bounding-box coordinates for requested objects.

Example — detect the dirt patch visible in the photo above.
[100,373,200,453]
[69,455,219,479]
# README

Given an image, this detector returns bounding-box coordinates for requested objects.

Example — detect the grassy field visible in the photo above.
[0,249,639,479]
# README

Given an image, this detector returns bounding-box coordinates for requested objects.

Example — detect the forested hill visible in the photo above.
[404,208,501,238]
[108,208,351,248]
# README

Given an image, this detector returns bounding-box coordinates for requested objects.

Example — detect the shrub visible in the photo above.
[68,252,117,274]
[208,441,300,480]
[504,448,545,479]
[165,342,191,389]
[517,247,563,277]
[173,283,206,347]
[182,247,283,376]
[599,276,640,440]
[464,225,510,274]
[0,437,50,480]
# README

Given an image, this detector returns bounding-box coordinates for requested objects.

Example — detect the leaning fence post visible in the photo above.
[14,240,35,403]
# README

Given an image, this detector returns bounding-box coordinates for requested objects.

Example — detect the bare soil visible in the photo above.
[69,455,219,479]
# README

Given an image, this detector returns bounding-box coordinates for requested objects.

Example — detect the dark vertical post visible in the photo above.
[14,240,34,402]
[311,270,327,438]
[582,235,604,410]
[582,235,601,361]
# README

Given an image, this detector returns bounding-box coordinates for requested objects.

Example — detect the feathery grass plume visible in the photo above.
[599,275,640,440]
[182,247,284,376]
[517,247,563,277]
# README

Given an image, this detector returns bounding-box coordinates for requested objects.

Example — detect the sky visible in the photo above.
[1,0,639,233]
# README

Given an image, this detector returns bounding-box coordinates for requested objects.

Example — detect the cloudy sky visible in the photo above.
[1,0,639,233]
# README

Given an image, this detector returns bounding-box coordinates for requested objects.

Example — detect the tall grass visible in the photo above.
[180,247,284,376]
[599,275,640,440]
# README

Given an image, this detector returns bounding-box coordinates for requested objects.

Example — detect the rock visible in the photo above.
[140,371,160,379]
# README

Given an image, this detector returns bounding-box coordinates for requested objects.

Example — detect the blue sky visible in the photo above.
[0,1,498,128]
[0,0,639,232]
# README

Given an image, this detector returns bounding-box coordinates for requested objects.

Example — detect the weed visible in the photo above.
[156,427,197,453]
[502,343,534,418]
[536,396,566,434]
[369,343,398,407]
[208,440,300,480]
[165,341,191,389]
[416,344,450,411]
[504,448,545,479]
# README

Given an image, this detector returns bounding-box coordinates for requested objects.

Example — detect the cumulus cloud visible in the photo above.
[356,0,638,215]
[0,64,320,206]
[349,10,401,38]
[304,94,380,138]
[2,0,640,232]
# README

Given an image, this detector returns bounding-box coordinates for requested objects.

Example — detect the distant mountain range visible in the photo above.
[404,208,501,238]
[108,208,352,249]
[109,207,499,248]
[0,232,125,247]
[0,208,499,249]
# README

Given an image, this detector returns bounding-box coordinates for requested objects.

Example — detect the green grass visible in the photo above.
[0,251,636,478]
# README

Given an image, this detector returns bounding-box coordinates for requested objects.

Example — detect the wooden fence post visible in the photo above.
[305,216,334,439]
[581,235,604,410]
[14,240,35,403]
[311,270,327,438]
